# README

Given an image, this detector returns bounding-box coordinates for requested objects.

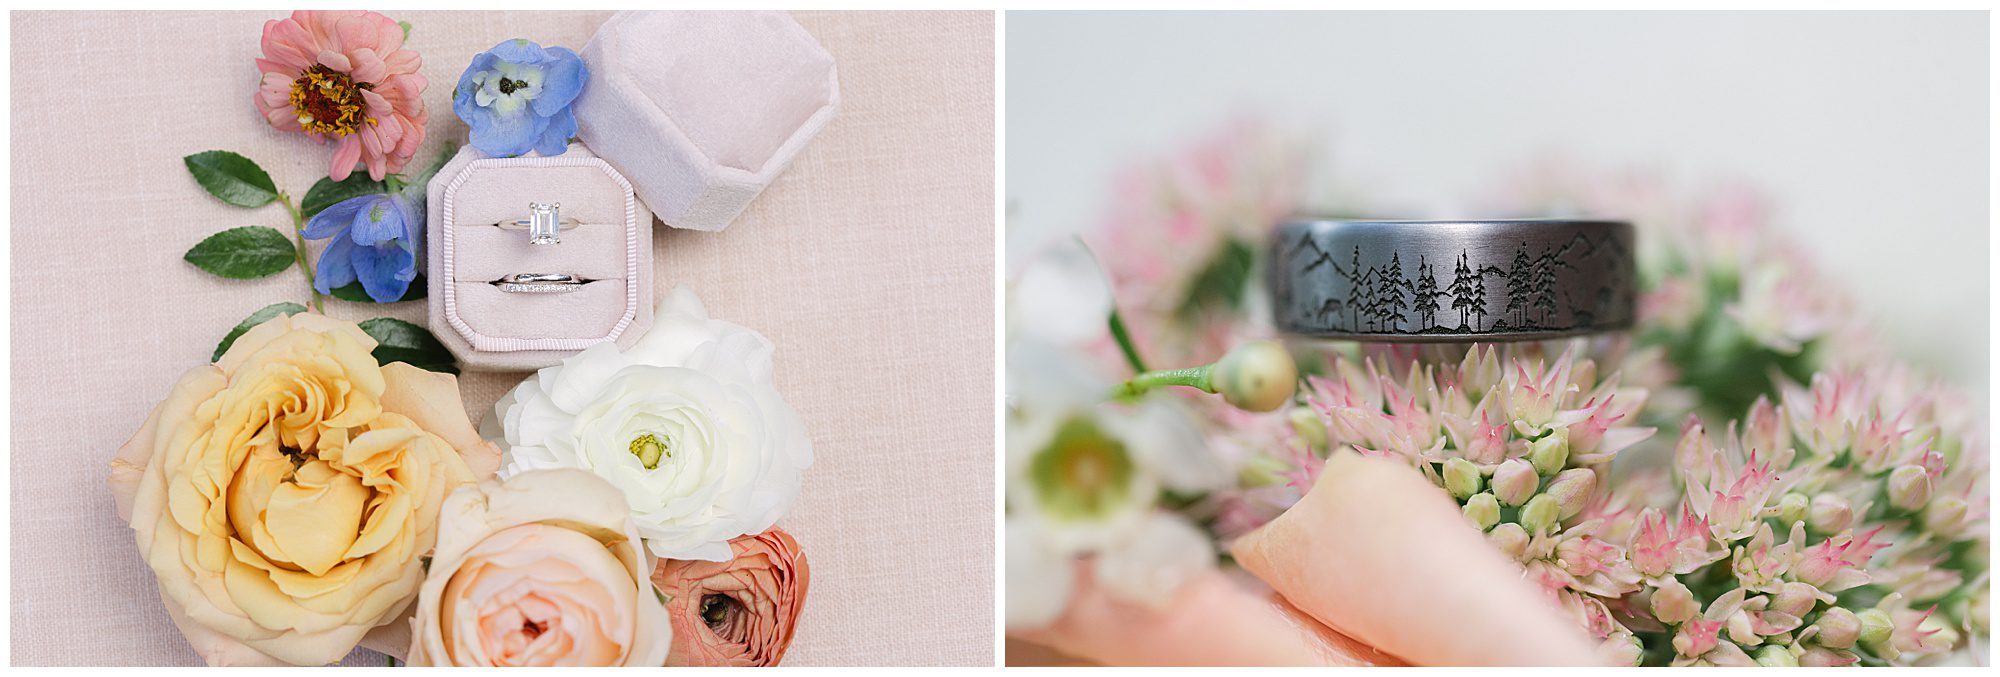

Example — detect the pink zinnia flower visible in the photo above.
[255,10,429,181]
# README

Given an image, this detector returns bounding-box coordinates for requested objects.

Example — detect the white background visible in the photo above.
[1006,10,1988,399]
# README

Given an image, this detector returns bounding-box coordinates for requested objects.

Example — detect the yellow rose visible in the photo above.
[409,469,670,666]
[107,313,499,665]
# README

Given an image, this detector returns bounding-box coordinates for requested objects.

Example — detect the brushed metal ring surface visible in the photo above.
[1269,219,1636,342]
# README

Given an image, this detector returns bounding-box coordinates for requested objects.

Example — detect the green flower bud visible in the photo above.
[1813,607,1861,649]
[1651,578,1699,625]
[1212,340,1298,412]
[1491,458,1537,507]
[1519,493,1559,533]
[1809,493,1853,533]
[1463,492,1500,531]
[1287,406,1328,450]
[1544,468,1596,520]
[1776,492,1809,526]
[1887,465,1932,511]
[1486,522,1529,560]
[1443,457,1482,500]
[1754,644,1798,667]
[1924,496,1970,535]
[1529,433,1569,476]
[1857,608,1894,647]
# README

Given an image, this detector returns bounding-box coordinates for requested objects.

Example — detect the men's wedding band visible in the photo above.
[1269,218,1636,342]
[493,272,590,294]
[496,202,575,245]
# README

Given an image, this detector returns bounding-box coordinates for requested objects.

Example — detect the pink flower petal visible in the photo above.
[328,136,362,181]
[346,47,386,84]
[315,49,351,73]
[383,49,422,77]
[259,18,316,72]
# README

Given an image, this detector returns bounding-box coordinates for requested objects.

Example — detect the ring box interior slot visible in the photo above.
[426,144,653,371]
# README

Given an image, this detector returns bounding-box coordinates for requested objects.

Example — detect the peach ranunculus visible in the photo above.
[107,313,499,666]
[254,10,429,181]
[408,469,671,666]
[651,528,811,666]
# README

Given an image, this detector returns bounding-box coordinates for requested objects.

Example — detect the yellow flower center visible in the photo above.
[630,433,668,469]
[290,64,372,136]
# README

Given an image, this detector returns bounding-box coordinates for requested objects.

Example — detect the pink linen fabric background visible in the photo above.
[8,10,996,666]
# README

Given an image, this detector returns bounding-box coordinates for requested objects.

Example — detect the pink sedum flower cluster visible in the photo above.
[1085,118,1308,368]
[255,10,430,181]
[1288,340,1988,666]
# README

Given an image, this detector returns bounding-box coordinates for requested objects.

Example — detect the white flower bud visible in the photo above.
[1520,493,1559,533]
[1924,496,1969,535]
[1809,493,1853,533]
[1813,607,1861,649]
[1443,457,1482,500]
[1491,458,1538,507]
[1727,610,1761,646]
[1598,633,1644,667]
[1486,522,1529,560]
[1652,578,1699,625]
[1772,581,1819,618]
[1798,645,1858,666]
[1529,432,1569,476]
[1887,465,1932,511]
[1462,492,1500,531]
[1544,468,1596,520]
[1754,644,1798,667]
[1857,608,1894,647]
[1775,492,1809,527]
[1212,340,1298,412]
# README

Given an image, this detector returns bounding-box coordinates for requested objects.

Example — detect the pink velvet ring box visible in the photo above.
[425,143,654,371]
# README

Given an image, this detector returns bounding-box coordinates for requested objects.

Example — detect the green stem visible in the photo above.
[1107,307,1149,374]
[1111,365,1215,401]
[279,193,324,313]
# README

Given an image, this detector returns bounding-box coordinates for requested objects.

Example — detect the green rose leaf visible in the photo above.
[301,173,390,219]
[184,226,298,279]
[359,317,458,375]
[184,151,279,208]
[212,302,309,362]
[329,274,429,303]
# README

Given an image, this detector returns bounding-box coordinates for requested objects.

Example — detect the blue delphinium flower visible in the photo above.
[453,39,588,158]
[305,193,421,303]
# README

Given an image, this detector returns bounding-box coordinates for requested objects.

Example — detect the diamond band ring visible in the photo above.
[497,202,578,245]
[492,272,590,294]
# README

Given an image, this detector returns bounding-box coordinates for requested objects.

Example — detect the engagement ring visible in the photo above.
[497,202,576,245]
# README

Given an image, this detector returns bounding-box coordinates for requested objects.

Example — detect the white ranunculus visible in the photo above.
[489,285,812,562]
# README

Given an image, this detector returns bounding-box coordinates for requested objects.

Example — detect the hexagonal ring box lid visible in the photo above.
[575,11,840,232]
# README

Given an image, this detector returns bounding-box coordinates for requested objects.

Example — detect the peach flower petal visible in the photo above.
[1230,451,1602,666]
[1014,562,1399,666]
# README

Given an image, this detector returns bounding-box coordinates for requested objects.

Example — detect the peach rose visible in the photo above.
[651,528,811,666]
[106,313,499,666]
[408,469,670,666]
